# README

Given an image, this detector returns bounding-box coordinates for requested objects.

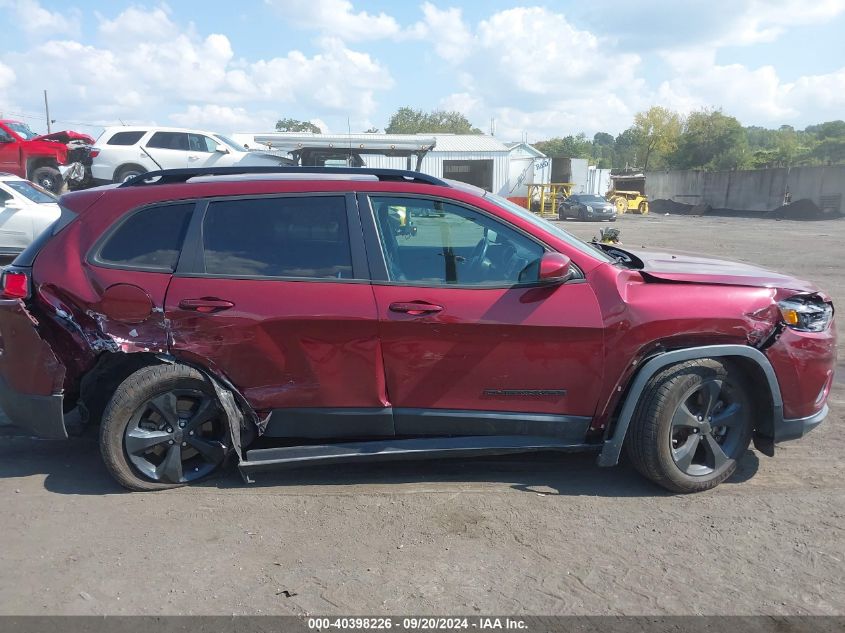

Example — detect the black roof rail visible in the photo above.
[119,166,450,188]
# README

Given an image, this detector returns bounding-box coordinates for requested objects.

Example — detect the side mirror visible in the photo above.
[215,144,229,154]
[3,199,22,210]
[0,134,12,144]
[538,252,572,283]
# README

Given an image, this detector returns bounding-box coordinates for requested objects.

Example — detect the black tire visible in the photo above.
[579,208,588,221]
[30,165,62,193]
[625,359,754,493]
[100,364,230,491]
[115,165,146,183]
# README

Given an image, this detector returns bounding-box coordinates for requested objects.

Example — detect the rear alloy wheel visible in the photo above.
[100,364,230,491]
[625,359,754,493]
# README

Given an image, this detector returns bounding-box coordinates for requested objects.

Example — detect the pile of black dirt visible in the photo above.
[650,199,694,214]
[769,198,842,221]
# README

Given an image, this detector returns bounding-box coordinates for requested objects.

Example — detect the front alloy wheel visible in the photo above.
[625,359,754,493]
[669,379,748,476]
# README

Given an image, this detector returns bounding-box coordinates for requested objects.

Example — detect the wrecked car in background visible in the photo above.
[0,166,836,493]
[0,120,96,193]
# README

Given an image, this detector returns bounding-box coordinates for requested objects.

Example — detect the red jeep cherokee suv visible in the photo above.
[0,167,836,492]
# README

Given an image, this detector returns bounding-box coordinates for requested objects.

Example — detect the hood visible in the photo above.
[32,130,96,144]
[616,246,819,293]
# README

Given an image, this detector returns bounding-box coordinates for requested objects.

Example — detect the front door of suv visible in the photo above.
[164,193,391,439]
[362,194,604,440]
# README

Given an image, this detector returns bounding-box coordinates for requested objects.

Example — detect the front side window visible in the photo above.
[188,134,217,153]
[203,196,353,279]
[147,132,189,151]
[5,122,37,140]
[97,203,193,271]
[370,196,544,286]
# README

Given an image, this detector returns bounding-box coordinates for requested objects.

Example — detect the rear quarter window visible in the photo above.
[95,203,194,272]
[106,131,146,146]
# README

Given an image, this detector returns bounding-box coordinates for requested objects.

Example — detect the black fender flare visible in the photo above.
[596,344,783,467]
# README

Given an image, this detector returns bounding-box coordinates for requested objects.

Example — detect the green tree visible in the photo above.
[533,133,592,159]
[672,109,749,170]
[275,118,322,133]
[631,106,682,170]
[385,107,482,134]
[613,128,641,169]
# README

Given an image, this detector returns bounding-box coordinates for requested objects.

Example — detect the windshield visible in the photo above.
[575,195,608,204]
[6,122,38,140]
[214,134,246,152]
[483,192,613,262]
[4,180,57,203]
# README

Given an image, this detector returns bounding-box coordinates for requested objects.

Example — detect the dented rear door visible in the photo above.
[164,194,388,434]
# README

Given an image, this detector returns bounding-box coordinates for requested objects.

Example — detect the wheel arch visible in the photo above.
[113,163,147,182]
[597,344,783,467]
[26,155,60,176]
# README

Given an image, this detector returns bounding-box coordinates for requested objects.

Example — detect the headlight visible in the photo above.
[778,295,834,332]
[586,205,593,212]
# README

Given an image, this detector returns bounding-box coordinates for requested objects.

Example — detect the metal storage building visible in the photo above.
[238,132,536,197]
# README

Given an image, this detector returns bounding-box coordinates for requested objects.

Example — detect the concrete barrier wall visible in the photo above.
[645,166,845,213]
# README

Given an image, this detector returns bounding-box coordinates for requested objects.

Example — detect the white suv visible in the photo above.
[91,127,291,184]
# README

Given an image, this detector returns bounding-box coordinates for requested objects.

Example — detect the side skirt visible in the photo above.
[239,435,597,478]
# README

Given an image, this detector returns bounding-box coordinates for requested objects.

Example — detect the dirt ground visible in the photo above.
[0,213,843,616]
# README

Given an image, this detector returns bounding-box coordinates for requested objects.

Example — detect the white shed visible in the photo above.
[236,132,546,198]
[504,142,550,201]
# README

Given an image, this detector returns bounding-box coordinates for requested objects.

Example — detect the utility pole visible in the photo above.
[43,90,51,133]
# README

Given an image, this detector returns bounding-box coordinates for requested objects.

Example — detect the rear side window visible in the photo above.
[107,131,145,146]
[97,203,193,272]
[203,196,353,279]
[146,132,189,151]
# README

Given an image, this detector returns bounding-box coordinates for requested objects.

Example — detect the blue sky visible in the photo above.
[1,0,844,141]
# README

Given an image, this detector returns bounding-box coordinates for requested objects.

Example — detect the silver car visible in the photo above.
[0,174,60,257]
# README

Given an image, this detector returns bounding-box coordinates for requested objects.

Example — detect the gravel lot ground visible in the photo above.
[0,213,843,616]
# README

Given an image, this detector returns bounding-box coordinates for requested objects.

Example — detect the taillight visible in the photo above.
[1,271,29,299]
[89,147,101,158]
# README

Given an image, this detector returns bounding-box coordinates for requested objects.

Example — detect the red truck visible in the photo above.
[0,119,95,193]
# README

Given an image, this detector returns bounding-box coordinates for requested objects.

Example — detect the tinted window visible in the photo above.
[203,196,353,279]
[371,196,544,286]
[147,132,188,151]
[98,203,193,271]
[107,131,146,146]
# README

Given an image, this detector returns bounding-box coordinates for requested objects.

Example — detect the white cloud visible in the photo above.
[719,0,845,46]
[169,105,276,133]
[421,7,645,137]
[0,0,81,37]
[265,0,401,41]
[1,4,393,132]
[410,3,473,62]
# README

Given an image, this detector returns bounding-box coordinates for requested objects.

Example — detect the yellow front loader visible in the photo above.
[606,189,649,215]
